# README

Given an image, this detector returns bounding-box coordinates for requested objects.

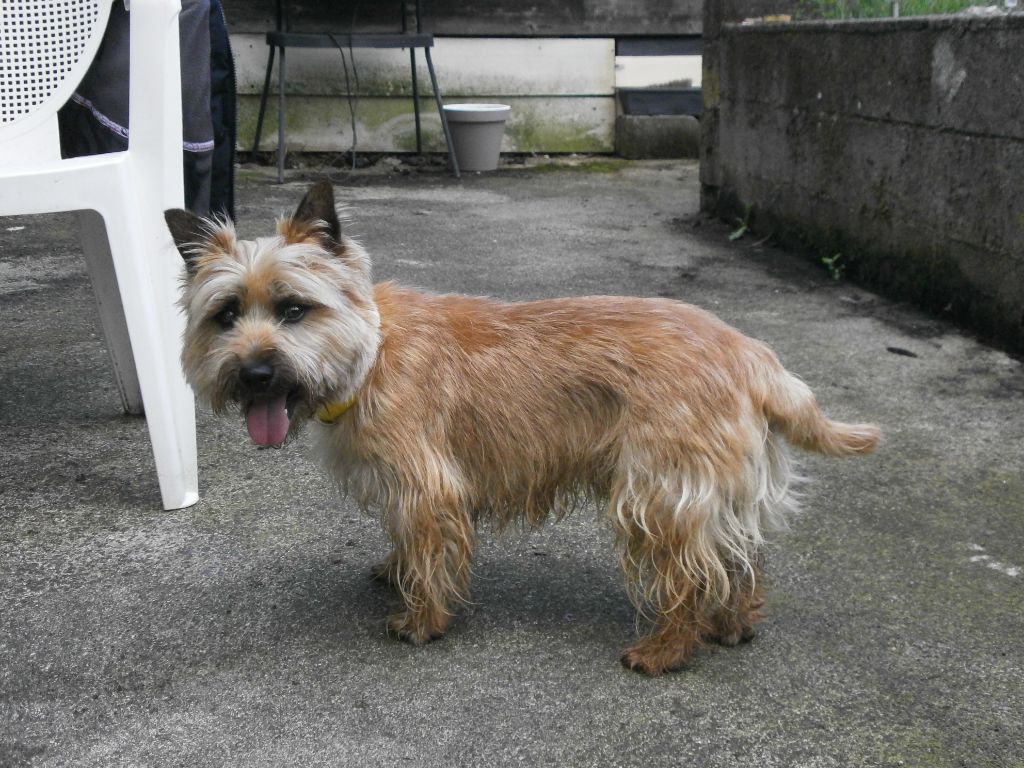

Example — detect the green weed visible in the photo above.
[728,206,753,241]
[796,0,990,19]
[821,252,845,280]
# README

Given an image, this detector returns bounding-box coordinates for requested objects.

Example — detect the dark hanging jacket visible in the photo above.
[58,0,236,219]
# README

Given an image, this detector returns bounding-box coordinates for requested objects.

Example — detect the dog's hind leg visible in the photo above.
[384,498,476,645]
[615,514,713,676]
[613,472,759,675]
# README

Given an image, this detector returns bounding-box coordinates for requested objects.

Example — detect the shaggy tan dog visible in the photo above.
[166,181,880,675]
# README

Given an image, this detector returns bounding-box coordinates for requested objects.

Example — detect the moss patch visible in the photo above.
[237,95,612,154]
[870,729,957,768]
[505,108,611,154]
[237,95,451,152]
[524,158,630,174]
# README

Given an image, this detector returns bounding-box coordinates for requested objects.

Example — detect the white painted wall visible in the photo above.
[237,36,617,153]
[234,35,702,154]
[615,55,702,88]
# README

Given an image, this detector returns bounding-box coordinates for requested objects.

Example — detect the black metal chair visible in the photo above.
[251,0,460,180]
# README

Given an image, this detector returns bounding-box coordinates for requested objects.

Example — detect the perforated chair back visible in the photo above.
[0,0,112,142]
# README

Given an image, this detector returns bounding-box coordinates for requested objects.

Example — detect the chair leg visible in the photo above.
[277,45,287,184]
[252,45,277,154]
[424,47,459,178]
[78,210,145,416]
[94,194,199,511]
[410,47,422,154]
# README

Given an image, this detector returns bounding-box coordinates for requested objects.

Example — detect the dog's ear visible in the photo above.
[164,209,207,273]
[289,180,342,246]
[165,209,237,275]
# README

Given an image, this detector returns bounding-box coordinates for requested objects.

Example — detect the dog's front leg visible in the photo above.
[384,499,476,645]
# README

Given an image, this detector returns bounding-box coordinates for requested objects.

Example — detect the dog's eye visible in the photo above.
[214,304,238,328]
[280,304,308,323]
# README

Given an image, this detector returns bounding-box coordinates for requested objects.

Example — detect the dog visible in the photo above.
[165,181,880,676]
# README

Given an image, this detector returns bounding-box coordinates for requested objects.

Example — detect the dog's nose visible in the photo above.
[239,360,275,391]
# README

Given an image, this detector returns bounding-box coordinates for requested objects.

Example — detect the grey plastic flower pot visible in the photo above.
[442,103,511,172]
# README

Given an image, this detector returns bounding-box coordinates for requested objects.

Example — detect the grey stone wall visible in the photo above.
[702,13,1024,351]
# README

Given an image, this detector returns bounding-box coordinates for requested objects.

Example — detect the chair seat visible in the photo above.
[265,31,435,49]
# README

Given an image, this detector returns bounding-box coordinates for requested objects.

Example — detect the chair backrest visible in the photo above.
[0,0,113,143]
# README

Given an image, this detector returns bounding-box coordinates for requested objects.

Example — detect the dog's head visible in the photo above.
[165,181,380,447]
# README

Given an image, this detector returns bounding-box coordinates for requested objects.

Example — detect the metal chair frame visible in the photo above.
[250,0,460,180]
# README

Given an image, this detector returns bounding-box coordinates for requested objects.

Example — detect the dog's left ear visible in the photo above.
[164,208,209,273]
[289,180,342,246]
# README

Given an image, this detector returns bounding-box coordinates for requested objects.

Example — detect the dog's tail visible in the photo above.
[753,347,881,457]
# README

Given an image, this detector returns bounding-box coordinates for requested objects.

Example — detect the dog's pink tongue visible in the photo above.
[246,395,290,447]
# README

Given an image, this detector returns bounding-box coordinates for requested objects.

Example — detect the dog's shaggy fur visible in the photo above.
[165,182,880,675]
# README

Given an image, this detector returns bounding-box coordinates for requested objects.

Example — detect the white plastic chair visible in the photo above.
[0,0,199,510]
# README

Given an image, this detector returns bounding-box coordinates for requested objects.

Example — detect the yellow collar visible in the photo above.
[316,396,357,424]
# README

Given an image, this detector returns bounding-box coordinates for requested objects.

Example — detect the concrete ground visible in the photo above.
[1,159,1022,768]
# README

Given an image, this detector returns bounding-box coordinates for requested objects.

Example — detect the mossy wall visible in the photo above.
[702,13,1024,351]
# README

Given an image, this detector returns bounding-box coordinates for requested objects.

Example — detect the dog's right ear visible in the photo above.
[164,209,207,273]
[284,180,343,248]
[294,181,340,235]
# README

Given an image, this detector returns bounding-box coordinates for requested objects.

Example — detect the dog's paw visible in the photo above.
[707,625,757,648]
[619,647,668,677]
[619,639,692,677]
[386,611,447,646]
[707,602,763,647]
